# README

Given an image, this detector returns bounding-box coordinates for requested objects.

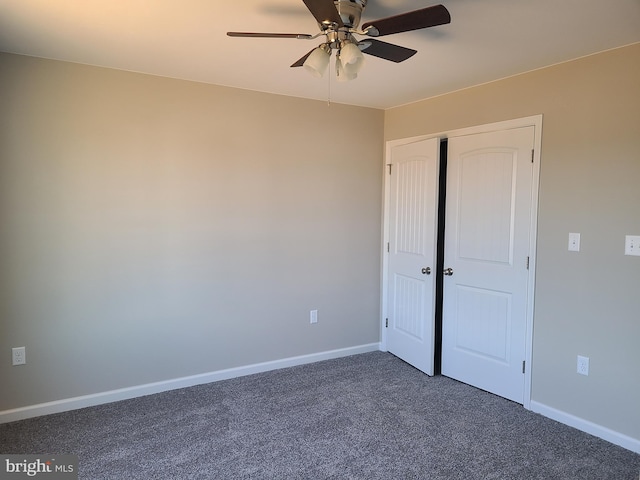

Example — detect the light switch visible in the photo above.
[568,233,581,252]
[625,235,640,256]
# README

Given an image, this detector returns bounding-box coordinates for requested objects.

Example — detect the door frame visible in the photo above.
[381,115,543,409]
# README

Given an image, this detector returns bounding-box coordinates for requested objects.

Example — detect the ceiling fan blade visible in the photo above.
[291,48,316,68]
[362,4,450,37]
[360,39,417,63]
[302,0,344,28]
[227,32,314,39]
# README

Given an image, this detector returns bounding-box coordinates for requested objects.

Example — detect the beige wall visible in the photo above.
[386,43,640,442]
[0,53,384,410]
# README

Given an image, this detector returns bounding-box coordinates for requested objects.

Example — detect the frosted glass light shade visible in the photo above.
[340,42,365,70]
[336,55,358,82]
[303,46,331,78]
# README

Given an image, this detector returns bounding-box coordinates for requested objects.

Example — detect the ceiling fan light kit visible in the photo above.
[227,0,451,81]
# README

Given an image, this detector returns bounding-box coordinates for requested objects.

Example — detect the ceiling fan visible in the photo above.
[227,0,451,81]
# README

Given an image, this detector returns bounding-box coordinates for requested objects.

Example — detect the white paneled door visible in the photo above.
[387,138,440,375]
[441,126,535,403]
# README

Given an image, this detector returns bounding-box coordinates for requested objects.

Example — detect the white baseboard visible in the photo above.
[0,343,381,424]
[529,400,640,454]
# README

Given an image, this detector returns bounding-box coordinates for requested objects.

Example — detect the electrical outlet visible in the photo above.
[310,309,318,324]
[577,355,589,376]
[12,346,26,366]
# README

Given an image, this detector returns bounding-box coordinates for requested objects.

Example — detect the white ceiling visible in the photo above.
[1,0,639,109]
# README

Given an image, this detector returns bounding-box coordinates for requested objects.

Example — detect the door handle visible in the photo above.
[443,267,454,276]
[421,267,431,275]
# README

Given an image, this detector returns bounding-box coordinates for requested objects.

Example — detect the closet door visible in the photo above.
[386,138,439,375]
[441,126,535,403]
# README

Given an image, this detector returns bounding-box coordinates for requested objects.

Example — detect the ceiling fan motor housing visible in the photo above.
[318,0,367,50]
[333,0,367,29]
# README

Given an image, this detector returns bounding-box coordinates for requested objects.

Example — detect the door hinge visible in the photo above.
[526,256,530,270]
[385,318,389,328]
[522,360,526,374]
[531,149,534,163]
[387,164,392,174]
[387,242,390,253]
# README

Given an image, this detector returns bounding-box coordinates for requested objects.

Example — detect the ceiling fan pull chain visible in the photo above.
[327,57,332,107]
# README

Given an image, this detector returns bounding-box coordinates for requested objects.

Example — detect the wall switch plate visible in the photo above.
[577,355,589,376]
[12,346,26,366]
[310,309,318,324]
[568,233,581,252]
[624,235,640,256]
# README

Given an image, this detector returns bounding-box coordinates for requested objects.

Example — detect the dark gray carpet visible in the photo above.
[1,352,638,479]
